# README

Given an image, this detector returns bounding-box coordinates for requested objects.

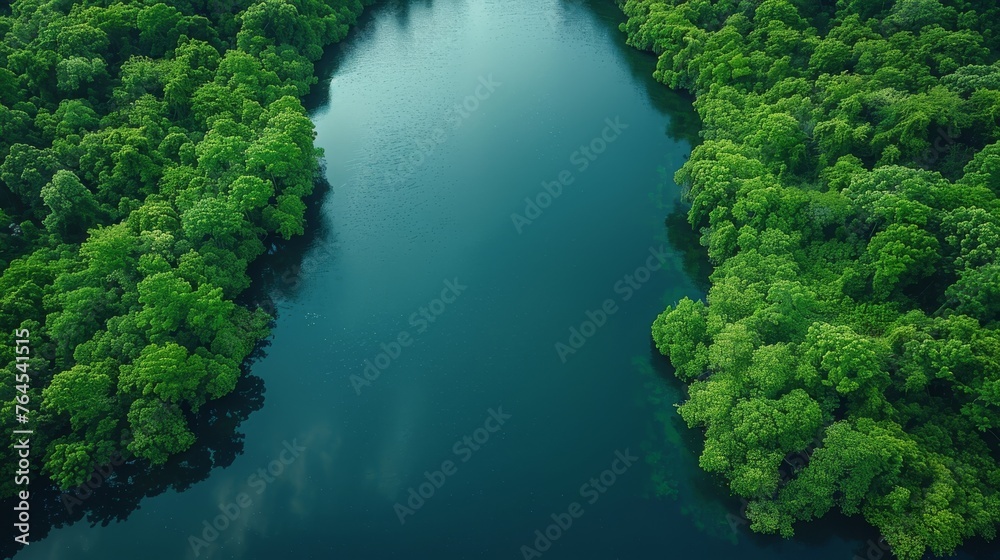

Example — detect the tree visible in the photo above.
[263,193,307,239]
[228,175,274,212]
[865,223,940,299]
[40,170,103,239]
[0,0,374,504]
[625,1,1000,556]
[181,195,246,246]
[945,263,1000,323]
[136,3,184,57]
[56,22,110,59]
[42,363,117,438]
[652,298,711,381]
[0,144,61,215]
[125,398,195,464]
[56,56,108,93]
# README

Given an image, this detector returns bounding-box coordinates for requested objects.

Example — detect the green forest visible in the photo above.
[0,0,373,499]
[3,0,1000,558]
[625,0,1000,558]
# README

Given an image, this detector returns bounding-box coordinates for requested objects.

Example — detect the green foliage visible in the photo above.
[124,398,195,465]
[0,0,374,497]
[40,169,103,239]
[652,298,710,381]
[624,0,1000,557]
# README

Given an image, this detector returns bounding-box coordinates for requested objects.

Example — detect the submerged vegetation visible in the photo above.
[0,0,372,499]
[623,0,1000,557]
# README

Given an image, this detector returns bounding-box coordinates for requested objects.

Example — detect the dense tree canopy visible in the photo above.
[624,0,1000,557]
[0,0,373,500]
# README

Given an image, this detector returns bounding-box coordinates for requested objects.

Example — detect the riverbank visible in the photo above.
[620,2,1000,558]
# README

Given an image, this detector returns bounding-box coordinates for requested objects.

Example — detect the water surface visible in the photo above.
[13,2,931,559]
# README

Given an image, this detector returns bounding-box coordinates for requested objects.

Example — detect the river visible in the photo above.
[12,1,990,559]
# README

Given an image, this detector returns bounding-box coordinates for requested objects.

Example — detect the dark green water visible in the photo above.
[16,2,995,560]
